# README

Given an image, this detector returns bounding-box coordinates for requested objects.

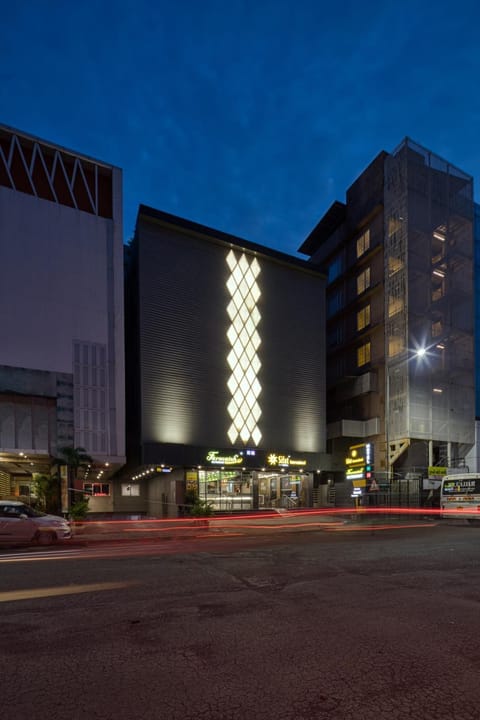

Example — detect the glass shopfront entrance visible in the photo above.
[198,469,253,511]
[258,472,309,509]
[193,467,312,512]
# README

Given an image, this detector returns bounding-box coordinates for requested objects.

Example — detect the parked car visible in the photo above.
[0,500,72,546]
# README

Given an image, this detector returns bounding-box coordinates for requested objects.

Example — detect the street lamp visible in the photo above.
[385,346,428,480]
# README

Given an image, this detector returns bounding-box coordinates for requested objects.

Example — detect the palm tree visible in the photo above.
[34,473,61,514]
[55,446,93,511]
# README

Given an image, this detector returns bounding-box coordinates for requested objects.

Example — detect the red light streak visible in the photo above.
[66,506,452,540]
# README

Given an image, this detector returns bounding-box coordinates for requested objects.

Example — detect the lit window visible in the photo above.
[388,217,404,238]
[357,342,371,367]
[357,305,370,331]
[432,320,443,338]
[431,227,446,264]
[356,229,370,258]
[357,267,370,295]
[84,483,110,496]
[121,484,140,497]
[432,272,445,302]
[388,295,404,317]
[388,255,404,276]
[388,336,405,358]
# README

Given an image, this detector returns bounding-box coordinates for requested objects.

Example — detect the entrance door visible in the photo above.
[198,470,253,511]
[258,473,308,508]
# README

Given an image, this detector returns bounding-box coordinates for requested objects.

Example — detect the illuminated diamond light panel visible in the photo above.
[226,250,262,445]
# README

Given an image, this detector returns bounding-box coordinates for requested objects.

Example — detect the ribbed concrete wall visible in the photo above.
[134,216,326,455]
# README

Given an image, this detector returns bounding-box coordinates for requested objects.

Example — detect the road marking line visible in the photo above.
[0,581,137,602]
[0,553,83,564]
[0,548,79,562]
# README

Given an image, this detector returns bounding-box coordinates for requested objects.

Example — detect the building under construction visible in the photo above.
[299,138,475,498]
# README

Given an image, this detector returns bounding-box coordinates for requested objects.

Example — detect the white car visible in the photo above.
[0,500,72,546]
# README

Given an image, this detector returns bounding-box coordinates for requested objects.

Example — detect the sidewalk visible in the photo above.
[71,508,437,544]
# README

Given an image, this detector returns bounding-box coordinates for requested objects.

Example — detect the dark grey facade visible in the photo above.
[123,206,330,514]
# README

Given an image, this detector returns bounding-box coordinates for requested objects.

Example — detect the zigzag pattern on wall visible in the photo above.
[226,249,262,446]
[0,127,113,218]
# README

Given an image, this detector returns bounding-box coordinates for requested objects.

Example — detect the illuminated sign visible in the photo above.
[346,469,366,480]
[206,450,244,466]
[443,478,480,495]
[267,453,307,468]
[185,471,197,491]
[345,443,374,482]
[428,466,447,477]
[345,452,364,467]
[352,479,367,488]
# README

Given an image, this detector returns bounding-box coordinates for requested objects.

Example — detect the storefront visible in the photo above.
[145,446,320,514]
[257,471,310,509]
[197,468,253,511]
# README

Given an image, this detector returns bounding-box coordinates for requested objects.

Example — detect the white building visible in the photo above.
[0,124,125,512]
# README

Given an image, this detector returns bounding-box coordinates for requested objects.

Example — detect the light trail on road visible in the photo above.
[0,543,183,563]
[329,521,438,531]
[0,518,442,567]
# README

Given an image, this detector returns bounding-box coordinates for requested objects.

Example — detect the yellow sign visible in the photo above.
[267,453,307,467]
[345,443,372,466]
[352,479,367,488]
[428,466,447,476]
[345,455,365,467]
[346,467,365,479]
[345,442,373,484]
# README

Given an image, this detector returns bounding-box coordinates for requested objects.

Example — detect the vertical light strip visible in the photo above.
[226,250,262,445]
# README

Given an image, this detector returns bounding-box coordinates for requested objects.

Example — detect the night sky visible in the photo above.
[2,0,480,256]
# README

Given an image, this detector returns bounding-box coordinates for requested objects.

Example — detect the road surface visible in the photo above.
[1,521,479,720]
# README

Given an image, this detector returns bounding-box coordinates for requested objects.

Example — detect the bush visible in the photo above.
[190,499,214,517]
[69,498,90,521]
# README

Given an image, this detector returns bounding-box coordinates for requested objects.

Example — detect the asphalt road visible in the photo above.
[1,522,480,720]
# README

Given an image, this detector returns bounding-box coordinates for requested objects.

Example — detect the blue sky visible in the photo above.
[2,0,480,256]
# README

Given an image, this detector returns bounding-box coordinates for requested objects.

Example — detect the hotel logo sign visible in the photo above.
[267,453,307,468]
[206,450,244,466]
[345,443,373,481]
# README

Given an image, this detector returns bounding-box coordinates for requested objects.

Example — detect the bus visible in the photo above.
[440,473,480,523]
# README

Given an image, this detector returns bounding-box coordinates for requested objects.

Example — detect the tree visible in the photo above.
[55,446,93,512]
[34,473,61,514]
